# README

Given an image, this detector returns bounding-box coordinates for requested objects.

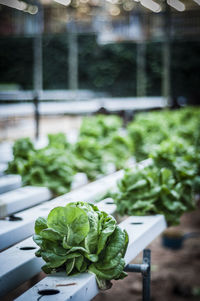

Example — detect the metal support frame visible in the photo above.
[33,0,43,139]
[68,31,78,91]
[33,93,39,139]
[162,0,172,106]
[136,42,146,97]
[124,249,151,301]
[136,9,147,98]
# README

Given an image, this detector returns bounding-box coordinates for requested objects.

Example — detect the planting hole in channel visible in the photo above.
[105,201,114,205]
[20,246,37,250]
[8,215,23,221]
[38,289,60,296]
[130,222,143,225]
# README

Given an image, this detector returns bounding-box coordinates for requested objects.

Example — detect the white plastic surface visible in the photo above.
[0,198,117,297]
[15,215,166,301]
[0,237,44,297]
[0,142,13,163]
[0,169,124,250]
[0,186,52,218]
[104,97,167,111]
[97,198,116,215]
[17,272,98,301]
[0,159,152,250]
[0,175,22,194]
[0,97,167,117]
[0,197,166,299]
[71,173,88,190]
[0,163,7,176]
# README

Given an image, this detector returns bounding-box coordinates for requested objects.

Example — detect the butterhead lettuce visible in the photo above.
[33,201,129,290]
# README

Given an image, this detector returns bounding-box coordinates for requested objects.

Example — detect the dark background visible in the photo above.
[0,34,200,104]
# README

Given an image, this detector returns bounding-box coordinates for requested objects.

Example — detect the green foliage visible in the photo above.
[114,163,196,225]
[7,108,200,223]
[7,115,133,192]
[7,134,74,195]
[128,107,200,162]
[150,138,200,196]
[12,137,35,159]
[77,114,132,175]
[105,107,200,225]
[102,133,133,170]
[79,114,122,139]
[33,201,128,290]
[6,138,35,174]
[73,137,106,181]
[21,147,74,195]
[47,132,70,150]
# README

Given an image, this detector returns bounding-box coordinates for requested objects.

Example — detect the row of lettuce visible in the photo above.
[6,115,131,195]
[7,107,200,225]
[32,107,200,289]
[103,108,200,225]
[7,107,200,288]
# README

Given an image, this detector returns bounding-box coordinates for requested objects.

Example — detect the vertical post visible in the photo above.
[136,41,146,97]
[162,1,171,106]
[33,1,43,139]
[68,31,78,91]
[142,249,151,301]
[33,95,39,139]
[33,34,42,139]
[136,10,146,97]
[124,249,151,301]
[33,34,43,93]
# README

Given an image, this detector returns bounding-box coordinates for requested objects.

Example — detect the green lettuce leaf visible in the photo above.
[33,201,129,290]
